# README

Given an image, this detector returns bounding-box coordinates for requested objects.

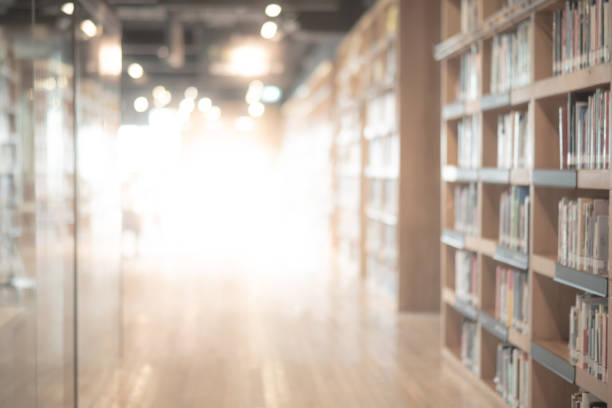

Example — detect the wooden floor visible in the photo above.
[106,245,506,408]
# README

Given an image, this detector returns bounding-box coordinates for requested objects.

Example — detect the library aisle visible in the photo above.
[113,236,502,408]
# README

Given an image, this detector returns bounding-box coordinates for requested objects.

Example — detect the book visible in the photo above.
[458,46,480,101]
[461,0,478,33]
[553,0,611,76]
[461,319,479,374]
[571,391,607,407]
[558,197,608,275]
[497,110,529,169]
[560,89,610,169]
[454,183,478,236]
[490,20,532,93]
[499,186,530,253]
[455,250,478,306]
[495,266,529,333]
[458,115,480,169]
[494,344,528,407]
[569,294,608,382]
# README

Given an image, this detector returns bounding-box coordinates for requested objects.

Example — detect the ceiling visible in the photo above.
[110,0,372,106]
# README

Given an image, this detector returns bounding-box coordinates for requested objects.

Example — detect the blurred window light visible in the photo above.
[80,19,98,38]
[99,42,122,76]
[235,116,255,132]
[229,46,269,77]
[61,2,74,15]
[134,96,149,113]
[265,3,282,17]
[184,86,198,100]
[208,106,222,121]
[260,21,278,40]
[248,102,265,118]
[127,63,144,79]
[179,98,195,114]
[245,80,264,103]
[198,97,212,113]
[261,85,282,103]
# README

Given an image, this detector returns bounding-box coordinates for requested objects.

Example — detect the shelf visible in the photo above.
[493,246,529,270]
[441,99,479,120]
[441,229,465,249]
[554,263,608,298]
[442,165,478,183]
[508,328,530,353]
[531,340,575,384]
[575,367,608,403]
[479,168,510,184]
[530,63,612,101]
[479,311,508,342]
[510,168,530,185]
[452,298,479,321]
[576,170,609,190]
[468,237,496,258]
[532,169,577,189]
[532,254,555,279]
[480,92,510,111]
[434,0,554,61]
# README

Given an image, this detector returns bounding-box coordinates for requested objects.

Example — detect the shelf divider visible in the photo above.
[554,263,608,298]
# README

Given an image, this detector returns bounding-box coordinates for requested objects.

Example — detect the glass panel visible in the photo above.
[0,2,76,407]
[74,1,122,405]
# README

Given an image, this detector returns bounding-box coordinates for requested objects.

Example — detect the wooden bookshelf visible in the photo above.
[439,0,612,406]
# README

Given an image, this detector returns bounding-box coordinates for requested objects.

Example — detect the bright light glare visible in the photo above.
[198,97,212,113]
[208,106,222,121]
[261,85,282,103]
[179,98,195,114]
[134,96,149,113]
[127,63,144,79]
[153,85,172,107]
[80,19,97,38]
[98,43,122,76]
[265,3,282,17]
[184,86,198,100]
[248,102,265,118]
[229,46,268,77]
[61,2,74,15]
[235,116,255,132]
[245,80,264,103]
[260,21,278,39]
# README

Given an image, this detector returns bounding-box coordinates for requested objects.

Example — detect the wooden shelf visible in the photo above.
[493,245,529,270]
[442,165,479,183]
[575,367,609,403]
[531,340,575,384]
[577,169,609,190]
[532,254,555,279]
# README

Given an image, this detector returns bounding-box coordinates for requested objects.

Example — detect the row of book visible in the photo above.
[455,250,478,306]
[489,20,532,94]
[495,266,529,334]
[461,319,479,374]
[367,179,397,215]
[559,89,610,170]
[458,46,480,101]
[457,115,480,169]
[569,294,608,383]
[368,134,399,171]
[557,197,608,276]
[497,110,529,169]
[499,186,530,254]
[461,0,478,33]
[552,0,611,77]
[364,91,396,139]
[494,344,528,408]
[572,391,607,407]
[454,183,478,236]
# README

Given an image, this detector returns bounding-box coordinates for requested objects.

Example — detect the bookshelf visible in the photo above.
[439,0,612,406]
[328,0,440,310]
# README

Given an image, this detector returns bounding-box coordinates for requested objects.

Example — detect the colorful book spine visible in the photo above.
[499,186,530,254]
[461,319,479,374]
[497,110,529,169]
[494,344,528,407]
[495,266,529,333]
[455,250,478,306]
[454,183,478,236]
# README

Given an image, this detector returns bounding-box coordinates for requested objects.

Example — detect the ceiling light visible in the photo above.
[260,21,278,40]
[61,2,74,15]
[184,86,198,100]
[229,46,269,77]
[179,98,195,115]
[261,85,282,103]
[198,97,212,113]
[265,4,282,18]
[99,42,122,76]
[208,106,222,121]
[80,19,98,38]
[133,97,149,113]
[152,86,172,107]
[127,63,144,79]
[235,116,255,132]
[248,102,265,118]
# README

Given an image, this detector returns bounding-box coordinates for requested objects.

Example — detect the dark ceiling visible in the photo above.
[110,0,372,104]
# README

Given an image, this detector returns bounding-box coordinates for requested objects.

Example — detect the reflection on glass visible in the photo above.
[75,1,122,405]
